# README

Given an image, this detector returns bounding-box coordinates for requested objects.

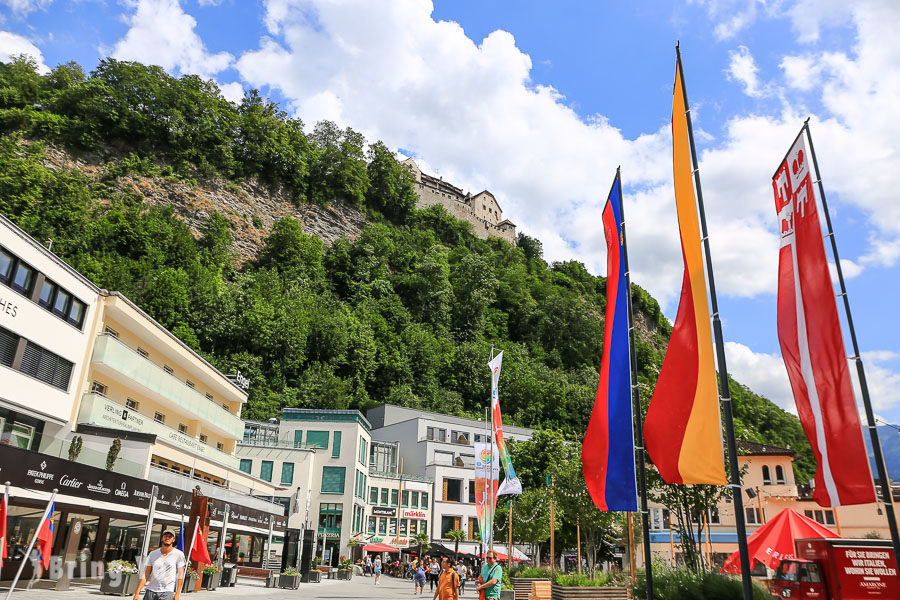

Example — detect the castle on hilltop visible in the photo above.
[402,158,516,244]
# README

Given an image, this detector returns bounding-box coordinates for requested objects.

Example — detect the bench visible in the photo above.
[235,567,277,587]
[529,581,552,600]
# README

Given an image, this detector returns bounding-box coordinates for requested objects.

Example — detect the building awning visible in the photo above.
[8,485,150,519]
[363,543,400,553]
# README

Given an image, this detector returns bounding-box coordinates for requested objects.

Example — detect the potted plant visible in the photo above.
[237,551,245,563]
[101,560,139,595]
[315,556,330,573]
[337,556,353,580]
[201,565,220,590]
[306,561,322,584]
[182,568,199,593]
[279,567,301,589]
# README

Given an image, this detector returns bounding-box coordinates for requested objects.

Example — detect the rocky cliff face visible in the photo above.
[40,143,368,264]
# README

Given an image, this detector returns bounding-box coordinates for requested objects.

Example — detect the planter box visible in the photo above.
[501,591,515,600]
[316,565,331,573]
[305,570,321,583]
[201,572,220,591]
[278,575,300,589]
[182,574,198,593]
[550,584,628,600]
[336,570,353,580]
[511,578,551,600]
[100,572,139,596]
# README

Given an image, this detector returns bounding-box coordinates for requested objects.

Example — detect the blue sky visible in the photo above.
[2,0,899,426]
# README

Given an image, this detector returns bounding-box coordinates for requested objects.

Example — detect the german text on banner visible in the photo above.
[582,174,638,511]
[489,352,522,496]
[773,128,876,507]
[474,441,499,545]
[644,59,727,485]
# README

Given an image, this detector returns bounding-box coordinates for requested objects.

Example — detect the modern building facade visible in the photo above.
[366,404,534,555]
[1,214,284,582]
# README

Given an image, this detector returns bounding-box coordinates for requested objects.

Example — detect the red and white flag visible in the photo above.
[773,127,876,507]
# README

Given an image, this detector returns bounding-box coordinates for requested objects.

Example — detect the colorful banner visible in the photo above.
[644,56,727,485]
[583,173,638,511]
[474,441,499,546]
[773,127,876,507]
[489,351,522,496]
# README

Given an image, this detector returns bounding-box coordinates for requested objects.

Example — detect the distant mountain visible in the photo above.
[866,425,900,481]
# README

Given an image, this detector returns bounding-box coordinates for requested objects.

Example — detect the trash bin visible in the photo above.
[221,564,238,587]
[265,573,277,588]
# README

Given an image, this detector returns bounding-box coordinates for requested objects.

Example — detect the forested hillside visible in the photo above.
[0,56,815,483]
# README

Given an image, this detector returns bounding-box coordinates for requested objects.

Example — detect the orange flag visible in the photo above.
[643,55,727,485]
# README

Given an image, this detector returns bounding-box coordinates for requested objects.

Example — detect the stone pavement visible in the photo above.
[1,574,474,600]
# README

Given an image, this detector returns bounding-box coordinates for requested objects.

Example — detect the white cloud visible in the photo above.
[0,30,49,73]
[727,45,768,98]
[689,0,771,40]
[1,0,52,17]
[111,0,233,78]
[780,54,822,91]
[218,81,245,103]
[849,351,900,414]
[724,341,795,411]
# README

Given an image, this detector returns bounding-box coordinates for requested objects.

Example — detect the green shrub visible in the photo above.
[509,566,551,578]
[631,569,770,600]
[552,571,626,587]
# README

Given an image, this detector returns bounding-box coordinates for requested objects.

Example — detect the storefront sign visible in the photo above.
[0,444,287,530]
[372,506,397,517]
[403,509,426,518]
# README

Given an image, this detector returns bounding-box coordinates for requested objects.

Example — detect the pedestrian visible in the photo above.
[132,530,186,600]
[414,559,427,595]
[433,557,459,600]
[365,555,372,576]
[476,550,502,600]
[457,559,468,594]
[374,555,383,585]
[429,556,441,591]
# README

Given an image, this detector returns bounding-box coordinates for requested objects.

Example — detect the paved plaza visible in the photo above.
[2,575,467,600]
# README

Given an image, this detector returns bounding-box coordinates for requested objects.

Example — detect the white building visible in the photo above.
[1,214,101,453]
[366,404,534,555]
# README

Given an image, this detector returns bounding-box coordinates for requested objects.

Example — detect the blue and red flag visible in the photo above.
[582,172,638,512]
[36,502,54,569]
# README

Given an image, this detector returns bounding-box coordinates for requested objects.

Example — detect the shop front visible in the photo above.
[0,444,286,581]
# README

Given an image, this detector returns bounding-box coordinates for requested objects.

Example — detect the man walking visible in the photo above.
[133,531,186,600]
[476,551,501,600]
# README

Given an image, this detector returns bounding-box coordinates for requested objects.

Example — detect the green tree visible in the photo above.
[365,141,417,222]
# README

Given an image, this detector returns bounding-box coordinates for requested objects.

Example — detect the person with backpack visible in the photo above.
[414,559,427,595]
[433,557,459,600]
[476,550,502,600]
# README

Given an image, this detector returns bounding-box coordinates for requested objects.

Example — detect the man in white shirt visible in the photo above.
[133,531,186,600]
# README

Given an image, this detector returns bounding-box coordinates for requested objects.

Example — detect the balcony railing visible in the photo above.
[78,392,239,469]
[91,333,244,439]
[238,439,318,450]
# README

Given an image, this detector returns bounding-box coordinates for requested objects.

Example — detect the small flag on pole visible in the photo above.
[190,520,212,564]
[643,56,727,486]
[583,172,638,512]
[36,502,55,569]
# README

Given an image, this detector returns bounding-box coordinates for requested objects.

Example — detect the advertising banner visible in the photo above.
[474,441,499,546]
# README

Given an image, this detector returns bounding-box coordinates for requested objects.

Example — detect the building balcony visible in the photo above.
[77,392,240,469]
[91,333,244,439]
[147,463,283,515]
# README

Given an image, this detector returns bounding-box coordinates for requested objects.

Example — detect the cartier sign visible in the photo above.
[0,444,287,530]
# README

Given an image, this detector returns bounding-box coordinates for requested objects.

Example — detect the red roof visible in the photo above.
[721,508,841,574]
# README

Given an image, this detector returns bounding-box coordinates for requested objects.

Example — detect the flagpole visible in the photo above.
[615,167,654,598]
[804,120,900,563]
[139,485,159,570]
[5,490,57,600]
[676,43,753,600]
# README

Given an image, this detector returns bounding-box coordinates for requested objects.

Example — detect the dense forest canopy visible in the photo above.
[0,56,815,483]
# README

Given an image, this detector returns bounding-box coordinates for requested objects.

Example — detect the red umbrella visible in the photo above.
[478,551,523,562]
[720,508,841,574]
[363,542,401,553]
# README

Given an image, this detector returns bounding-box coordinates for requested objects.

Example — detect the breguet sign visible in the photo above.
[0,444,286,530]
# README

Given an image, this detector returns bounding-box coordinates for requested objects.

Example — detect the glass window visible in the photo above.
[260,460,273,482]
[801,563,821,583]
[451,430,469,444]
[281,462,294,485]
[775,465,786,484]
[306,430,329,449]
[469,480,476,503]
[367,516,376,534]
[391,489,399,506]
[745,507,763,525]
[199,434,208,444]
[409,520,418,535]
[38,279,56,308]
[52,288,71,318]
[389,518,397,535]
[420,520,427,535]
[762,465,772,485]
[153,412,165,424]
[444,478,462,502]
[321,466,346,494]
[294,429,303,448]
[1,420,36,449]
[402,491,409,507]
[422,492,429,507]
[11,261,35,294]
[381,488,389,505]
[377,517,387,534]
[68,299,86,328]
[370,487,378,504]
[178,424,187,433]
[239,459,252,474]
[332,431,342,458]
[0,248,13,283]
[126,398,138,409]
[359,437,367,464]
[400,519,408,535]
[411,491,419,508]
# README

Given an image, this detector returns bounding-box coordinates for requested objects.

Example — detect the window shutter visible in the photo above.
[442,478,449,501]
[332,431,342,458]
[321,466,346,494]
[307,431,329,449]
[294,430,303,447]
[0,327,17,366]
